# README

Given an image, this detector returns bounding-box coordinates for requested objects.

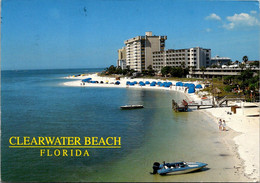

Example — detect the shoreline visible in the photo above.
[63,73,259,181]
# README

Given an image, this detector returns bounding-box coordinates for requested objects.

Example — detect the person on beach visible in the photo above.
[222,120,226,131]
[218,119,222,131]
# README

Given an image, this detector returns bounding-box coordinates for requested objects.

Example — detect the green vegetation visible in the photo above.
[161,66,189,77]
[202,68,259,101]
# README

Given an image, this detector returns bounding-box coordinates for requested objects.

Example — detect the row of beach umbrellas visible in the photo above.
[81,78,202,92]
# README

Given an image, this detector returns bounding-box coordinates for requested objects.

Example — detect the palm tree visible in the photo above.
[242,56,248,65]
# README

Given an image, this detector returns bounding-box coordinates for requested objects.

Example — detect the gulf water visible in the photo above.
[1,68,248,182]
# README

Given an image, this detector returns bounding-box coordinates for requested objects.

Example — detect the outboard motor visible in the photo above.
[152,162,160,174]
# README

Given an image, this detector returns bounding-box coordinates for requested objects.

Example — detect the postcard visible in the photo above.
[1,0,259,182]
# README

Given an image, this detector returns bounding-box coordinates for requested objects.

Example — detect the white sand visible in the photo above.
[204,106,259,181]
[64,73,259,181]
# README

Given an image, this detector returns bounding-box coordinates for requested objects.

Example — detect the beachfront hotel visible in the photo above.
[152,47,211,71]
[120,32,167,72]
[117,32,213,72]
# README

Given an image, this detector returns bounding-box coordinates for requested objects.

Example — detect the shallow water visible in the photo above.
[1,69,248,182]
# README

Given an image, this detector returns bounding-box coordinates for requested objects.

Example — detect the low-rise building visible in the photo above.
[152,47,211,71]
[189,67,260,79]
[210,55,231,66]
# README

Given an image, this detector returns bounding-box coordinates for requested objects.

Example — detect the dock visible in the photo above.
[172,99,188,112]
[172,99,214,112]
[172,95,246,112]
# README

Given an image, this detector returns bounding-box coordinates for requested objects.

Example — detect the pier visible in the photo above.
[172,99,214,111]
[172,95,246,112]
[172,99,188,112]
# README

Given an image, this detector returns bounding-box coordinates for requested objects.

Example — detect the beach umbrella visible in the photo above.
[126,81,130,85]
[140,83,145,86]
[145,81,150,84]
[129,82,135,86]
[195,84,202,89]
[157,82,162,85]
[188,83,195,88]
[82,78,92,82]
[167,82,172,85]
[176,82,183,86]
[150,83,156,86]
[133,81,138,84]
[115,81,120,85]
[188,87,195,93]
[184,83,190,87]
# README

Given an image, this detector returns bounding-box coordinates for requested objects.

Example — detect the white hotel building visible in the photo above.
[152,47,211,71]
[117,32,211,72]
[123,32,167,72]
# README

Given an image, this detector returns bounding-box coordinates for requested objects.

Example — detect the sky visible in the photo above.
[1,0,260,70]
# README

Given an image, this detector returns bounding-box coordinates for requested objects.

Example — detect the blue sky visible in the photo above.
[1,0,260,70]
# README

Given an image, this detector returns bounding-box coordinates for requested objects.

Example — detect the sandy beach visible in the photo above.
[64,73,259,181]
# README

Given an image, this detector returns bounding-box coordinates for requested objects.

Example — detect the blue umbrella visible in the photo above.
[196,84,202,89]
[188,87,195,93]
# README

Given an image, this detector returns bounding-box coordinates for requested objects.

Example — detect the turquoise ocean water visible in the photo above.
[1,68,248,182]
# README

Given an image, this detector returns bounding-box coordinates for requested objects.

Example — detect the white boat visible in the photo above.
[120,105,144,109]
[151,161,208,175]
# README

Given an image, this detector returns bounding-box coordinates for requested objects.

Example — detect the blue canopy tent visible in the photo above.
[196,84,202,89]
[176,82,183,86]
[188,87,195,93]
[82,78,92,82]
[115,81,120,85]
[189,83,195,88]
[164,83,171,87]
[184,83,190,87]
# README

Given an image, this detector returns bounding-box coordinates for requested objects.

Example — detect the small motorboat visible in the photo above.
[120,105,144,109]
[151,161,207,175]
